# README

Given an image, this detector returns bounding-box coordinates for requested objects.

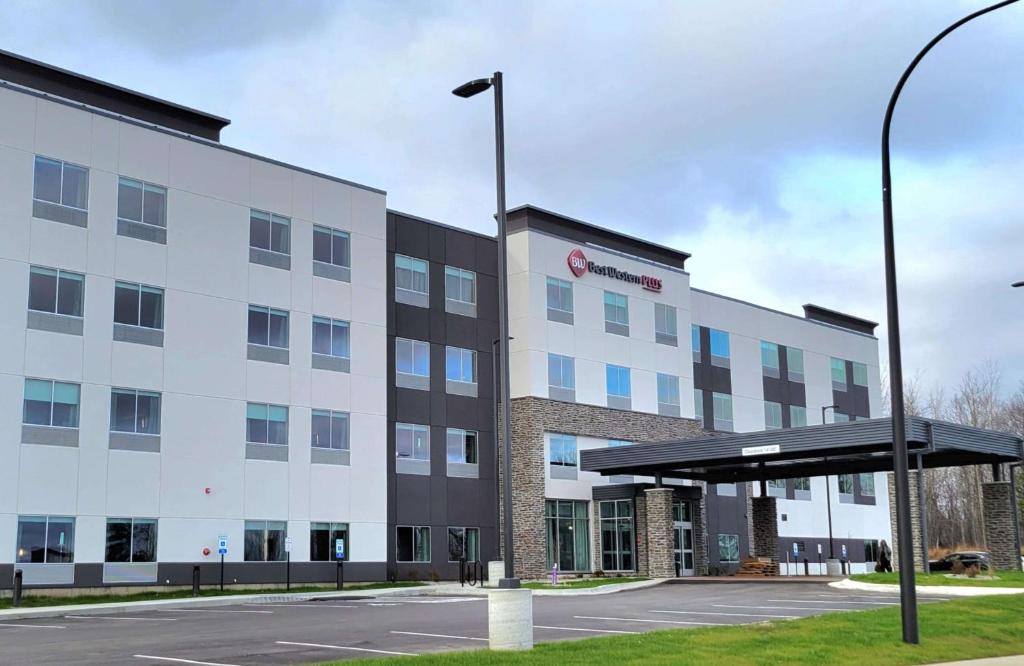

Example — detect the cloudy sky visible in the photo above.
[2,0,1021,395]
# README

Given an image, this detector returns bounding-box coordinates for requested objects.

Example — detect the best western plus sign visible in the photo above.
[566,248,663,293]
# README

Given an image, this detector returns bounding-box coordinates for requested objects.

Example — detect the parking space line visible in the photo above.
[766,599,899,606]
[714,604,853,612]
[243,603,357,609]
[66,615,178,622]
[156,609,274,614]
[0,623,67,629]
[574,615,726,626]
[275,640,416,657]
[391,630,487,641]
[649,609,798,619]
[534,625,639,635]
[135,655,244,666]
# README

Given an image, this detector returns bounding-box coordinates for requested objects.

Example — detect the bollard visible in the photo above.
[803,559,809,576]
[192,565,200,597]
[336,560,345,590]
[459,557,466,587]
[12,569,23,608]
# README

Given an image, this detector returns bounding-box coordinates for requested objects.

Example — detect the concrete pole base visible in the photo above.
[486,561,505,588]
[826,559,843,577]
[488,588,534,651]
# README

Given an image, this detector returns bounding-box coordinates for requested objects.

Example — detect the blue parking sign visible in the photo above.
[218,535,228,556]
[335,538,345,560]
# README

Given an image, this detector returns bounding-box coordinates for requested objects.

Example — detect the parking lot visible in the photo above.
[0,583,947,665]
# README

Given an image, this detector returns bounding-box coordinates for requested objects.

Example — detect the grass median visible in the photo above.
[522,576,648,590]
[852,571,1024,588]
[0,581,426,610]
[327,594,1024,666]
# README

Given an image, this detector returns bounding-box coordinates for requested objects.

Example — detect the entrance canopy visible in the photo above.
[579,416,1023,484]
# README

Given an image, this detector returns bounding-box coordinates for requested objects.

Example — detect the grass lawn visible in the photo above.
[522,576,648,590]
[0,581,425,610]
[326,594,1024,666]
[852,571,1024,588]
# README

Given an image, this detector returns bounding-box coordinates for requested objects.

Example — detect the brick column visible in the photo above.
[692,488,709,575]
[750,496,779,575]
[498,400,548,580]
[645,488,675,578]
[634,495,649,576]
[983,482,1022,572]
[887,471,924,572]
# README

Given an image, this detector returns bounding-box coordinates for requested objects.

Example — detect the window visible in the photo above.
[654,303,677,345]
[545,499,590,572]
[793,477,811,500]
[34,156,88,211]
[445,266,476,305]
[105,518,157,563]
[28,266,84,317]
[691,325,701,363]
[609,439,632,448]
[16,516,75,563]
[831,358,848,391]
[767,479,786,498]
[600,500,635,572]
[694,388,705,425]
[546,276,573,322]
[764,401,783,430]
[311,410,349,450]
[396,423,430,460]
[396,526,431,562]
[395,255,428,297]
[247,305,288,348]
[249,209,290,255]
[606,364,631,398]
[603,291,629,334]
[716,483,737,497]
[787,347,805,383]
[718,534,740,563]
[859,473,875,496]
[838,474,854,496]
[312,316,350,358]
[833,411,850,423]
[712,392,733,431]
[709,329,730,368]
[115,282,164,329]
[396,338,430,377]
[549,434,577,469]
[244,520,287,561]
[852,362,869,387]
[547,354,575,391]
[117,177,166,228]
[446,428,478,464]
[445,347,477,383]
[448,527,480,562]
[310,522,349,561]
[761,341,780,378]
[657,373,680,408]
[313,225,350,267]
[790,405,808,428]
[23,379,80,427]
[247,403,288,446]
[110,389,160,434]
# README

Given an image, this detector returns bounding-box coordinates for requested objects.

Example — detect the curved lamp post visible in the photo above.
[881,0,1019,644]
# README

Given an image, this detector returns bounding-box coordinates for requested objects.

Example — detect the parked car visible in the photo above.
[928,551,991,571]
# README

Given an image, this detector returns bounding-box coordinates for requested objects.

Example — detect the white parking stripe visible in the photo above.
[243,603,357,609]
[534,625,639,635]
[714,604,854,612]
[650,610,799,619]
[0,623,66,629]
[66,615,177,622]
[766,599,900,606]
[391,630,487,641]
[135,656,244,666]
[276,641,416,657]
[574,615,726,626]
[156,609,274,614]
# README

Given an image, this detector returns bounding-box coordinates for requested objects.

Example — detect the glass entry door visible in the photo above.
[672,501,694,576]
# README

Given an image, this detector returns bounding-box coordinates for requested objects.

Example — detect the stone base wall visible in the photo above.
[645,488,675,578]
[693,486,709,575]
[982,482,1022,572]
[635,495,649,576]
[887,471,925,572]
[751,496,779,575]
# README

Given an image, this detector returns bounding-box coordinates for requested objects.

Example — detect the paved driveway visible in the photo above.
[0,583,947,665]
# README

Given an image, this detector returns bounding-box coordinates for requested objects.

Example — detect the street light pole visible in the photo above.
[822,405,839,560]
[881,0,1019,644]
[1013,281,1024,288]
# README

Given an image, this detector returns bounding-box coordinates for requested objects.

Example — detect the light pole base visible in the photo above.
[497,576,521,589]
[826,559,843,577]
[486,561,505,588]
[488,587,533,650]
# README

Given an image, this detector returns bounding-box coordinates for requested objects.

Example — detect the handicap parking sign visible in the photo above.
[335,538,345,560]
[218,535,228,555]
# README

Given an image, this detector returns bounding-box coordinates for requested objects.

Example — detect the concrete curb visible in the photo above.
[353,578,665,597]
[830,578,1024,597]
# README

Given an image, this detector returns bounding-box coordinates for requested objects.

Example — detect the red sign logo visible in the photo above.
[567,248,588,277]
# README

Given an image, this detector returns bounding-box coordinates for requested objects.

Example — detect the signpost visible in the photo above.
[285,537,293,591]
[335,538,345,590]
[217,535,228,591]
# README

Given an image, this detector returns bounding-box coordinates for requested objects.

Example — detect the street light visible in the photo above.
[821,405,840,561]
[1012,281,1024,288]
[454,72,518,590]
[881,0,1019,644]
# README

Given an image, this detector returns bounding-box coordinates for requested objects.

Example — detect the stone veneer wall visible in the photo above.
[645,488,676,578]
[635,495,649,576]
[982,482,1022,572]
[498,397,705,580]
[887,471,925,572]
[745,482,756,558]
[693,485,710,575]
[750,496,779,575]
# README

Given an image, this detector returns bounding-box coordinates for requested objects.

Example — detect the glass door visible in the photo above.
[672,501,694,576]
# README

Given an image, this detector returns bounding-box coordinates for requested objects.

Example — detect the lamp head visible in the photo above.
[453,78,493,98]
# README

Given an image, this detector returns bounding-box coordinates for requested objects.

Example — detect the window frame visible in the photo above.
[691,325,701,363]
[603,291,629,327]
[114,281,165,330]
[23,378,80,428]
[694,388,705,425]
[858,472,876,496]
[546,276,574,319]
[33,155,89,211]
[28,265,85,318]
[548,433,578,469]
[16,515,76,564]
[852,362,869,387]
[395,338,430,378]
[831,358,848,391]
[109,388,161,435]
[447,526,480,563]
[717,533,740,563]
[104,517,158,563]
[790,405,808,428]
[312,316,350,359]
[246,402,289,446]
[445,346,477,384]
[247,304,289,349]
[446,427,478,464]
[312,224,351,268]
[760,341,780,378]
[599,499,635,572]
[249,209,291,256]
[395,254,429,296]
[764,400,783,430]
[244,520,287,562]
[605,364,631,399]
[309,521,349,562]
[547,353,575,391]
[444,266,477,305]
[654,303,678,345]
[786,347,805,383]
[311,409,350,451]
[712,391,733,431]
[396,422,430,461]
[709,329,730,368]
[117,176,167,229]
[396,525,431,563]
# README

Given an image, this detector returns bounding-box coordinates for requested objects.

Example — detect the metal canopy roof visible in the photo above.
[579,417,1023,485]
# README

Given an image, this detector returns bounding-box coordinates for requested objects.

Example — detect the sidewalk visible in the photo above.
[926,657,1024,665]
[831,578,1024,597]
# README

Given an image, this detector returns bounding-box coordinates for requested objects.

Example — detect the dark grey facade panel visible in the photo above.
[706,488,749,574]
[33,200,88,227]
[248,344,289,365]
[22,425,79,447]
[113,324,164,347]
[109,432,161,453]
[27,310,83,336]
[803,304,879,335]
[117,218,167,245]
[249,248,291,271]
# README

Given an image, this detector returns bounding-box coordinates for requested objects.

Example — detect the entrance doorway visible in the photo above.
[673,501,694,576]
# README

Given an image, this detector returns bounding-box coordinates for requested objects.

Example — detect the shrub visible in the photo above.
[965,564,979,579]
[951,560,966,575]
[593,570,605,578]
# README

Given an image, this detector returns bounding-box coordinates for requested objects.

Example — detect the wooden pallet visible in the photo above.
[736,557,778,577]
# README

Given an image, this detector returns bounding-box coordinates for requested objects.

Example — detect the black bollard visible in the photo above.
[13,569,23,608]
[803,559,809,576]
[192,565,201,597]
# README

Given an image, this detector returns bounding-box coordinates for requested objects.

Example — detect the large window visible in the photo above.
[444,266,476,305]
[28,266,84,317]
[761,341,780,378]
[23,379,80,428]
[247,403,288,446]
[694,389,705,425]
[117,177,166,228]
[34,156,88,211]
[712,392,733,431]
[105,518,157,563]
[600,500,635,572]
[310,522,348,561]
[838,474,854,496]
[396,423,430,461]
[248,305,288,348]
[250,209,290,255]
[244,520,287,561]
[859,473,875,496]
[549,434,577,470]
[691,325,701,363]
[654,303,677,346]
[852,362,869,387]
[110,388,161,434]
[396,526,430,562]
[547,354,575,392]
[766,479,786,498]
[445,346,477,384]
[312,316,350,358]
[447,527,480,562]
[115,282,164,329]
[396,338,430,377]
[831,358,848,391]
[311,409,349,450]
[606,364,631,398]
[545,500,590,572]
[546,276,573,322]
[603,291,629,334]
[709,329,730,368]
[764,401,783,430]
[793,477,812,500]
[657,373,680,410]
[718,534,740,563]
[446,428,478,464]
[395,255,428,298]
[787,347,805,383]
[313,225,350,268]
[790,405,808,428]
[16,516,75,563]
